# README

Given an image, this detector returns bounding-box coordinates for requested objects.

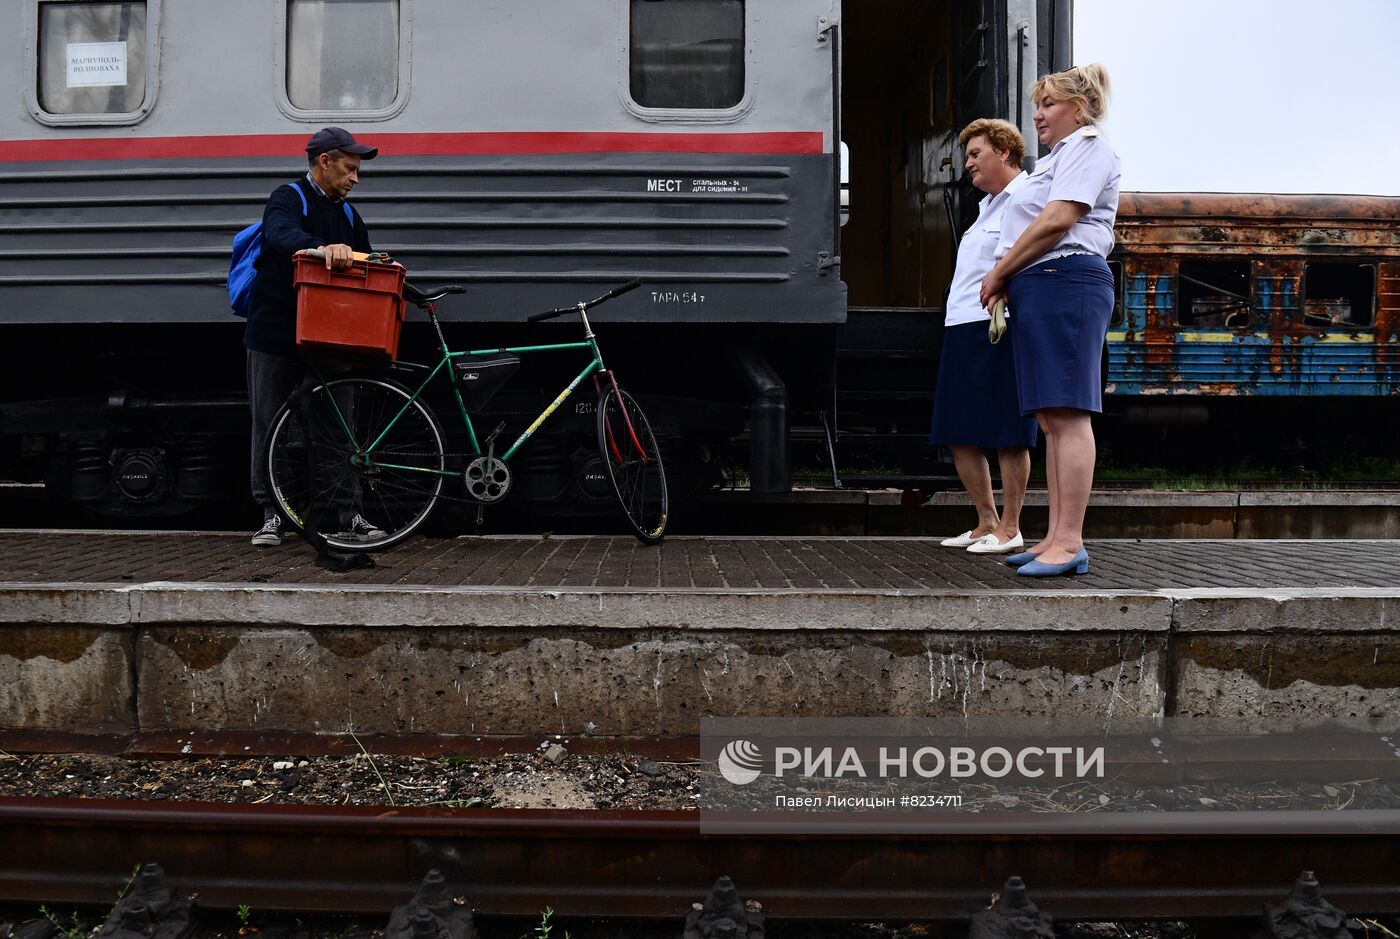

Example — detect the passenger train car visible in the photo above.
[0,0,1067,517]
[1107,193,1400,434]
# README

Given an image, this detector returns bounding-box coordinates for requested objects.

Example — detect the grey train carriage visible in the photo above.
[0,0,1070,519]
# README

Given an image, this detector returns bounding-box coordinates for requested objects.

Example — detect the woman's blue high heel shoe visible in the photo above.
[1004,551,1037,567]
[1017,547,1089,577]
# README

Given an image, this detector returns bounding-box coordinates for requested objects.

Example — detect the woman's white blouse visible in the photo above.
[945,171,1028,327]
[994,126,1121,267]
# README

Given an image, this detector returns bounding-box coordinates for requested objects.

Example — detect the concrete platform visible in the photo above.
[1,531,1398,743]
[699,488,1400,538]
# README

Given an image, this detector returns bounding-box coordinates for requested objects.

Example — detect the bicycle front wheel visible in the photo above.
[596,386,668,544]
[266,377,446,552]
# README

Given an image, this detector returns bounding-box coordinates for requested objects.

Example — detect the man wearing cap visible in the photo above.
[246,126,381,546]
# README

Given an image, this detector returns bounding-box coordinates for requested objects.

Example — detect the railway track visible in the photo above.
[2,798,1398,922]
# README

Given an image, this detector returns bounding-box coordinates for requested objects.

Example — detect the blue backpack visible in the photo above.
[227,182,354,318]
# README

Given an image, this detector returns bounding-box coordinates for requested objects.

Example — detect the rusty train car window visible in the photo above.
[35,0,148,116]
[1177,261,1251,329]
[629,0,745,110]
[286,0,400,111]
[1303,262,1377,328]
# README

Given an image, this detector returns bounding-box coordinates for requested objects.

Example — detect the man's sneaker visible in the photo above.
[340,514,387,542]
[251,513,284,547]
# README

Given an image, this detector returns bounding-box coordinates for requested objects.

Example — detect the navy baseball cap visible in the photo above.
[305,127,378,160]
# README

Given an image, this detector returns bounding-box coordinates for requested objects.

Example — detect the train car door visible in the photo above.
[832,0,1069,473]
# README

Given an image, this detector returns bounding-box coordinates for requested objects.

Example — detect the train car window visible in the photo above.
[35,1,148,117]
[1108,260,1124,327]
[629,0,745,110]
[1177,261,1251,329]
[286,0,399,111]
[1303,262,1377,328]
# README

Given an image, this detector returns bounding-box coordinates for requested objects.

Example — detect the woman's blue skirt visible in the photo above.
[1006,254,1115,415]
[929,321,1039,448]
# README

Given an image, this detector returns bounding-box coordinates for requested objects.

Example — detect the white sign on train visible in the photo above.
[66,42,127,88]
[651,291,705,304]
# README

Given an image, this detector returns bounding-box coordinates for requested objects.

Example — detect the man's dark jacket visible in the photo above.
[244,178,372,357]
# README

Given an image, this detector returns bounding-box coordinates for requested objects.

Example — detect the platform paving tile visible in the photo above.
[729,540,781,587]
[383,540,461,586]
[682,540,726,589]
[656,543,692,589]
[709,540,758,588]
[526,537,586,587]
[1,532,1400,592]
[594,539,636,588]
[791,540,867,588]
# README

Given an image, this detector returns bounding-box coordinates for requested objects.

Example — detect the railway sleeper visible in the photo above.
[384,870,478,939]
[14,864,1376,939]
[1263,871,1352,939]
[683,876,764,939]
[968,876,1054,938]
[91,863,195,939]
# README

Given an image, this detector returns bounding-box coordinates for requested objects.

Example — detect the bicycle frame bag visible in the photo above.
[454,353,520,412]
[228,183,353,318]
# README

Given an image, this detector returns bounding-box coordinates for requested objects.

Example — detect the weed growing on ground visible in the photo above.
[116,863,142,900]
[348,731,394,807]
[38,907,86,939]
[532,906,570,939]
[37,862,144,939]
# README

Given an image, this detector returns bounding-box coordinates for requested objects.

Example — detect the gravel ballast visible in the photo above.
[4,748,1400,813]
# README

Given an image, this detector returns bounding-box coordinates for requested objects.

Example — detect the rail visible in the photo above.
[2,798,1397,920]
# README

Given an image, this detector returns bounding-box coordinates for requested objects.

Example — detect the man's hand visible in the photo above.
[319,243,355,271]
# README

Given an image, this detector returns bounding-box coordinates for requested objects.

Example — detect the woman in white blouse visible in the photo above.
[931,119,1037,556]
[978,64,1120,578]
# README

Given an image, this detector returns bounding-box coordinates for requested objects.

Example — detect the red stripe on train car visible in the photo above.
[0,131,824,162]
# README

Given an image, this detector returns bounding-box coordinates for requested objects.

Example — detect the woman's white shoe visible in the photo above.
[966,532,1025,554]
[940,530,984,547]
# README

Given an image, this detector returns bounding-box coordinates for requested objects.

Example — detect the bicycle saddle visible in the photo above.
[403,281,466,308]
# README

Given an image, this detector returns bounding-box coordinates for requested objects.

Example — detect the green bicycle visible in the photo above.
[264,278,668,551]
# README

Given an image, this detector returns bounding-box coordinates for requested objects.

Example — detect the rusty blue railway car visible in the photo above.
[1106,193,1400,426]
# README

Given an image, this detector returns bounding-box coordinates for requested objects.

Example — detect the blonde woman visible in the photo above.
[933,119,1036,555]
[978,64,1120,577]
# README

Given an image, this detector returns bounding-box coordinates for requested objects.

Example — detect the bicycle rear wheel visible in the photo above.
[596,385,668,544]
[266,376,445,551]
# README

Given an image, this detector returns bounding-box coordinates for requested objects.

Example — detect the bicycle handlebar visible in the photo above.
[527,279,644,322]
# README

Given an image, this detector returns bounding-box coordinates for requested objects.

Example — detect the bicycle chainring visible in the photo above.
[464,455,512,503]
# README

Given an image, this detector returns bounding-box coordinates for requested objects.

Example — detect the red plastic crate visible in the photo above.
[294,255,407,359]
